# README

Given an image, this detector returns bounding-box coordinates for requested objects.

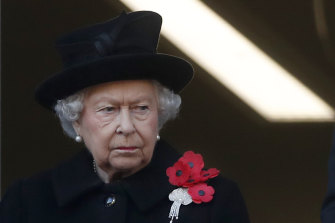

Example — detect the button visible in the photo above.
[105,194,116,207]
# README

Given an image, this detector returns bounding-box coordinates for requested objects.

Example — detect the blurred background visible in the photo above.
[2,0,335,222]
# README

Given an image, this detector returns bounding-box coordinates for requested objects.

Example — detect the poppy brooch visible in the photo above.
[166,151,220,223]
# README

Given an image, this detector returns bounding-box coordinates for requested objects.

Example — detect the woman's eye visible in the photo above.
[98,106,115,113]
[139,106,149,110]
[105,107,114,112]
[133,105,149,113]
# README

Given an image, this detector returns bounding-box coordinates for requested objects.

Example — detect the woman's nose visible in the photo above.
[116,109,135,135]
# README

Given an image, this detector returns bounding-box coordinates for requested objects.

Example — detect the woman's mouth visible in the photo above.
[116,146,138,151]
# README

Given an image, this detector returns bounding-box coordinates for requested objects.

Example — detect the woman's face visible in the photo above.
[74,80,159,179]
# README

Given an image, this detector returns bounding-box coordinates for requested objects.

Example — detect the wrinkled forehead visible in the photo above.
[82,80,159,105]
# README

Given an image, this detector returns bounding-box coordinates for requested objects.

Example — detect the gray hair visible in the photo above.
[54,81,181,139]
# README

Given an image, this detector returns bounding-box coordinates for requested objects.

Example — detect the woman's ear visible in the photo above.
[72,121,81,136]
[72,121,83,143]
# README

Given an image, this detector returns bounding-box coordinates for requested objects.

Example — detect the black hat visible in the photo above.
[35,11,194,110]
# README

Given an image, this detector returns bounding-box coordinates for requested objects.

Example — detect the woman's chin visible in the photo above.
[109,156,148,174]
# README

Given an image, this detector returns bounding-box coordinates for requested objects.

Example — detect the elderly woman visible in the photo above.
[0,11,249,223]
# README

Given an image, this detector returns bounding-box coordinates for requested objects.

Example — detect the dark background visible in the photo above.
[2,0,335,223]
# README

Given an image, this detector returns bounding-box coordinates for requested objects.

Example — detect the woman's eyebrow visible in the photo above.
[131,96,155,104]
[89,95,155,105]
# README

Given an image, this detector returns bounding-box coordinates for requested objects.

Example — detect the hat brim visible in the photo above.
[35,53,194,110]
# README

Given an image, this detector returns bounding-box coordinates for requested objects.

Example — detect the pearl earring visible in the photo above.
[75,135,82,143]
[157,135,160,141]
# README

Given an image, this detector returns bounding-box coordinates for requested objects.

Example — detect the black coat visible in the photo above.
[322,129,335,223]
[0,141,249,223]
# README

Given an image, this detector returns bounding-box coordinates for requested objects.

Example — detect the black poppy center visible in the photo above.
[203,173,210,177]
[198,190,205,196]
[188,162,194,168]
[176,170,183,176]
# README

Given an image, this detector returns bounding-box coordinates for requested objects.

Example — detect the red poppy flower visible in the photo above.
[179,151,204,176]
[166,160,191,186]
[182,174,201,187]
[200,168,220,181]
[188,183,215,204]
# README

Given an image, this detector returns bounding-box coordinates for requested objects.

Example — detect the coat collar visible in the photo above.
[52,148,102,207]
[52,140,180,210]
